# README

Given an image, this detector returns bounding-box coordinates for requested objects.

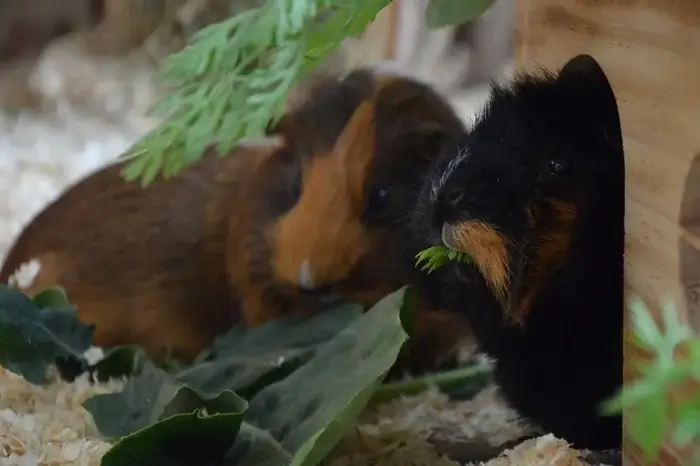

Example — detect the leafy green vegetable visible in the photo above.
[85,359,246,438]
[102,406,245,466]
[371,363,492,405]
[81,288,412,466]
[88,359,248,466]
[673,397,700,447]
[415,245,471,273]
[226,286,414,466]
[425,0,496,29]
[31,286,71,308]
[601,296,700,461]
[628,390,667,461]
[177,303,362,399]
[123,0,392,186]
[0,284,93,384]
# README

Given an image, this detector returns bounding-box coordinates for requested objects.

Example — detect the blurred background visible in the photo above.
[0,0,514,258]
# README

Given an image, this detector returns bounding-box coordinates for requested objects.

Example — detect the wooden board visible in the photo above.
[515,1,700,464]
[357,1,399,62]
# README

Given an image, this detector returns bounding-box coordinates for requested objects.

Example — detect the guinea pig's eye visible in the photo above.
[273,157,303,213]
[546,157,570,176]
[288,172,302,201]
[364,185,389,217]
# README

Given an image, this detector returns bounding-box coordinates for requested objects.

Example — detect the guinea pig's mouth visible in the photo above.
[296,284,348,306]
[438,220,511,305]
[441,223,461,250]
[298,285,333,295]
[298,283,333,296]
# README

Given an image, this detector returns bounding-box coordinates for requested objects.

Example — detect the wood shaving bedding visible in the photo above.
[326,386,599,466]
[0,366,122,466]
[3,260,591,466]
[363,385,532,446]
[0,364,592,466]
[329,385,527,466]
[483,435,592,466]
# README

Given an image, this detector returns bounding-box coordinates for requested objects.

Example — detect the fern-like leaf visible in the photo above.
[122,0,392,186]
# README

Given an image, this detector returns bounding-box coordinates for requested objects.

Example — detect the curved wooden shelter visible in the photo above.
[516,1,700,464]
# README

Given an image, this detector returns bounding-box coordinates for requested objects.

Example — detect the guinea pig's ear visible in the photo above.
[558,54,608,83]
[557,54,623,146]
[266,69,376,139]
[557,54,615,107]
[373,77,467,151]
[264,72,336,135]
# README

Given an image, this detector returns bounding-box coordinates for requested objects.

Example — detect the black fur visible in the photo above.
[411,54,625,450]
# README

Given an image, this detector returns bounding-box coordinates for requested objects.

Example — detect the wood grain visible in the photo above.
[515,1,700,464]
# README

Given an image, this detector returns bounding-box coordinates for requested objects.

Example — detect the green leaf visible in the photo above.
[687,339,700,378]
[0,284,93,384]
[98,376,248,466]
[415,245,471,273]
[615,295,700,462]
[31,286,70,308]
[690,449,700,466]
[396,286,419,338]
[628,297,663,350]
[102,407,245,466]
[371,363,493,404]
[599,374,666,415]
[627,392,667,462]
[176,303,362,399]
[598,389,625,416]
[425,0,496,29]
[120,149,152,183]
[123,0,392,186]
[226,286,412,466]
[672,398,700,447]
[659,297,694,350]
[86,360,247,438]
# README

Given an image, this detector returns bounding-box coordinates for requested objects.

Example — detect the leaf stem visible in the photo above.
[371,362,492,404]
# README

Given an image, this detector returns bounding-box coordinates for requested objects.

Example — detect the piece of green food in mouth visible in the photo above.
[414,245,471,273]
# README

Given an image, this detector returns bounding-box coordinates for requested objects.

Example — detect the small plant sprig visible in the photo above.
[601,296,700,463]
[122,0,393,186]
[414,245,471,273]
[120,0,497,187]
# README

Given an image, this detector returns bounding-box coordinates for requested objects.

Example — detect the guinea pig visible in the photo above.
[410,54,625,450]
[0,68,472,371]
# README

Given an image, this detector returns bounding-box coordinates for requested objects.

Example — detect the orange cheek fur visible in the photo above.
[449,200,578,324]
[449,220,511,307]
[271,101,377,288]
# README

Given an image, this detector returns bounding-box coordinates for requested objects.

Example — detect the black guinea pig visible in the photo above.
[410,54,625,450]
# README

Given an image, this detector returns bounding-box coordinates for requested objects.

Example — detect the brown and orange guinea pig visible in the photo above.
[409,54,625,450]
[0,68,473,372]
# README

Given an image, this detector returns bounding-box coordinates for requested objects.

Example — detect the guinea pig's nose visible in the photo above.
[436,187,468,222]
[444,189,465,206]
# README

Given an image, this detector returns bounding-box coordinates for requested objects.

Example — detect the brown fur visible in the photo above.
[271,101,375,290]
[2,144,273,357]
[444,199,579,325]
[443,220,510,306]
[0,69,471,367]
[508,198,578,323]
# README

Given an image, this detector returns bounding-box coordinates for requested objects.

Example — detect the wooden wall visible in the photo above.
[515,0,700,464]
